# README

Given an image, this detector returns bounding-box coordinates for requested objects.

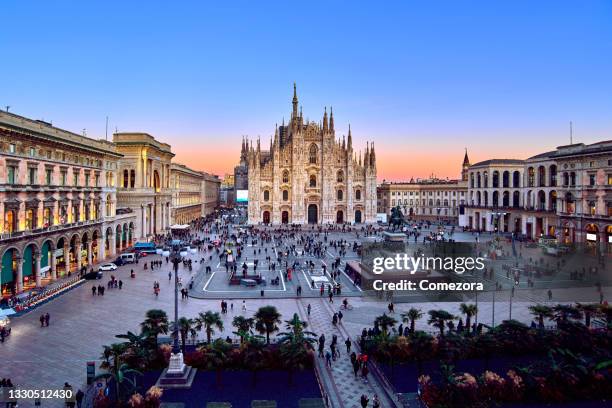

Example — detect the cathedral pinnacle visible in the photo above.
[347,124,352,150]
[323,107,328,133]
[329,106,334,132]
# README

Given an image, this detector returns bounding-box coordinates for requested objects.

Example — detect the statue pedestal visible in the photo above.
[155,352,197,389]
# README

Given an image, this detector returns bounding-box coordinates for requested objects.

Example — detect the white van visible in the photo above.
[119,253,136,264]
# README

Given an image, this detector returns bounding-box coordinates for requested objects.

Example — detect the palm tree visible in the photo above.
[427,310,456,337]
[205,339,232,386]
[243,336,266,385]
[115,331,150,369]
[528,304,553,328]
[195,311,224,344]
[140,309,169,346]
[576,303,599,327]
[278,314,318,385]
[551,304,582,326]
[94,343,142,404]
[232,315,255,343]
[459,303,478,332]
[254,305,282,344]
[401,308,423,334]
[374,313,398,337]
[175,317,197,354]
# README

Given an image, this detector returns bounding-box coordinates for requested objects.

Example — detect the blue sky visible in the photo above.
[2,1,611,179]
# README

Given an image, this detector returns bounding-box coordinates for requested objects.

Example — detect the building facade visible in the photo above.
[247,85,377,224]
[377,151,469,223]
[0,111,135,296]
[202,172,220,217]
[114,133,174,239]
[170,163,205,225]
[461,141,612,251]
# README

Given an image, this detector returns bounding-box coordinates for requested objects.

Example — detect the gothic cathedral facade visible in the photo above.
[247,85,377,225]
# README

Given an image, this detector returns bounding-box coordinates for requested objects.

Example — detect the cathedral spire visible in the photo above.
[342,135,346,150]
[364,142,370,168]
[347,124,352,150]
[292,82,298,120]
[330,106,334,133]
[322,107,328,133]
[370,142,376,166]
[463,148,470,166]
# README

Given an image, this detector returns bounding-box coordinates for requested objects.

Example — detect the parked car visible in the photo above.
[83,270,103,280]
[98,263,117,271]
[119,253,137,264]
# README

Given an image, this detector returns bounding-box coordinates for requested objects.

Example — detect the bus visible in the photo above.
[133,242,157,254]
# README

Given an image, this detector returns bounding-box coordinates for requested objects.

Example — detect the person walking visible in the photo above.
[325,350,332,368]
[91,286,96,296]
[118,280,123,289]
[39,314,45,327]
[345,337,352,353]
[361,363,369,383]
[307,303,311,316]
[360,394,369,408]
[372,394,380,408]
[44,313,50,327]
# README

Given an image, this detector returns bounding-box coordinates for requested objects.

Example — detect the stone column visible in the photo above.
[141,206,147,238]
[87,241,93,266]
[35,252,42,287]
[110,233,117,257]
[64,244,70,274]
[98,237,105,261]
[16,257,23,293]
[76,241,82,272]
[51,252,57,281]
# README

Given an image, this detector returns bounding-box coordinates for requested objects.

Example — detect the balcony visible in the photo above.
[0,219,104,243]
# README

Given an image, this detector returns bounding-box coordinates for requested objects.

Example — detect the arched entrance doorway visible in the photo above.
[307,204,318,224]
[354,210,362,223]
[1,248,20,295]
[336,210,344,224]
[281,211,289,224]
[23,243,38,290]
[262,211,270,224]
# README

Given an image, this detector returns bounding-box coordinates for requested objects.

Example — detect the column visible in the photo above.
[110,233,117,257]
[98,237,105,261]
[76,241,82,271]
[35,252,42,287]
[141,206,147,238]
[51,252,57,281]
[16,257,23,293]
[87,241,93,266]
[167,203,171,230]
[64,244,70,274]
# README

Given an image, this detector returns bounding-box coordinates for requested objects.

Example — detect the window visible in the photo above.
[282,190,288,201]
[588,201,596,215]
[337,170,344,183]
[61,171,67,186]
[9,144,15,154]
[309,144,318,164]
[28,167,37,184]
[263,190,270,201]
[527,167,535,187]
[73,173,78,186]
[309,175,317,188]
[337,190,343,200]
[123,170,129,188]
[355,189,361,200]
[25,209,35,230]
[29,147,36,157]
[282,170,289,183]
[46,169,53,185]
[85,173,90,187]
[589,174,596,186]
[7,166,17,184]
[43,207,52,227]
[95,174,100,187]
[5,210,16,233]
[608,174,612,185]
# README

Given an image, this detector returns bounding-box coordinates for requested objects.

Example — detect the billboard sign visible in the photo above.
[236,190,248,203]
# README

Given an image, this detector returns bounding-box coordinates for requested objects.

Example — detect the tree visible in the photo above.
[576,303,598,327]
[528,304,553,328]
[374,313,397,337]
[115,331,150,369]
[254,305,282,344]
[401,308,423,334]
[243,336,266,385]
[140,309,169,346]
[195,311,224,344]
[427,310,456,337]
[551,304,582,326]
[175,317,197,354]
[205,339,232,386]
[94,343,142,404]
[232,315,255,343]
[278,313,318,384]
[459,303,478,332]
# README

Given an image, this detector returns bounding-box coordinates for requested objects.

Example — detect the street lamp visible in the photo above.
[156,241,195,388]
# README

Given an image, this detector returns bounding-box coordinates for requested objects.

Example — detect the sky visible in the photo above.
[2,1,612,181]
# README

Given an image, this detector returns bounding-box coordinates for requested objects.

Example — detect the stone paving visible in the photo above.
[2,222,611,407]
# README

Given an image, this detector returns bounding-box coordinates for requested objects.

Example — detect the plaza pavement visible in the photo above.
[1,225,610,407]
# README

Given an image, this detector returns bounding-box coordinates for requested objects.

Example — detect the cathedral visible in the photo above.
[246,85,377,225]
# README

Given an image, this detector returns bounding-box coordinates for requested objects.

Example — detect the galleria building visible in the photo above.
[247,85,377,225]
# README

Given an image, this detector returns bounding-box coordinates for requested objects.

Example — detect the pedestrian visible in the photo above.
[307,303,311,316]
[325,350,332,368]
[338,310,343,323]
[75,389,84,408]
[91,286,96,296]
[360,394,369,408]
[118,280,123,289]
[372,394,380,408]
[353,360,360,377]
[242,300,246,312]
[345,337,352,353]
[39,314,45,327]
[44,313,50,326]
[361,363,369,383]
[169,271,172,281]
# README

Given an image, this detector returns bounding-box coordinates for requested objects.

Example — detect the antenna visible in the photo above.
[105,116,109,141]
[570,121,573,144]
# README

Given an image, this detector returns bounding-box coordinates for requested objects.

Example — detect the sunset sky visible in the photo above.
[2,1,612,181]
